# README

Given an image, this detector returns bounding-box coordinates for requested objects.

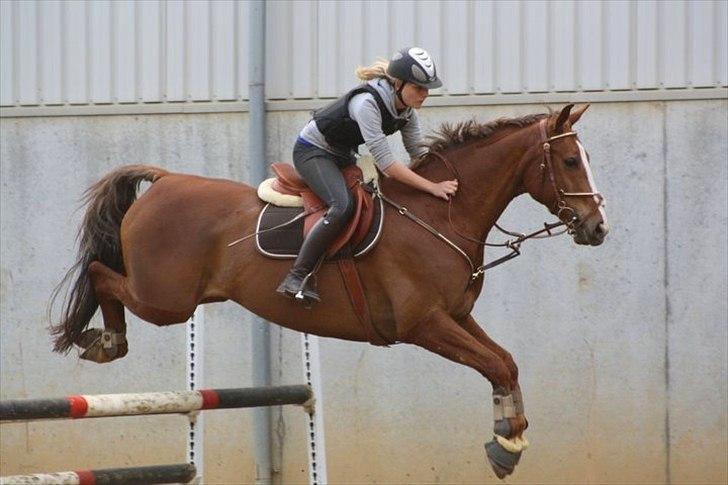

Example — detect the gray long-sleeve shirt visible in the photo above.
[299,78,428,171]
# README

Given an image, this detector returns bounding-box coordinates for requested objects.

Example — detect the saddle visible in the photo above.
[255,159,390,347]
[260,162,377,257]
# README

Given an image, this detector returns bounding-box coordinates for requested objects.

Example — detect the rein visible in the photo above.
[379,119,603,283]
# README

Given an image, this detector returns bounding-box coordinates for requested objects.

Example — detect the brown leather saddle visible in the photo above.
[255,162,390,347]
[268,162,376,256]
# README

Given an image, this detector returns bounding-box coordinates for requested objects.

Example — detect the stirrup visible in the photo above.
[276,275,319,301]
[277,277,321,303]
[294,288,320,303]
[296,269,321,303]
[278,254,325,304]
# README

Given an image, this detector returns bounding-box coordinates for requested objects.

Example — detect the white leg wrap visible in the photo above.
[518,436,529,449]
[494,434,529,453]
[512,383,525,415]
[493,393,516,421]
[101,331,127,349]
[495,435,523,453]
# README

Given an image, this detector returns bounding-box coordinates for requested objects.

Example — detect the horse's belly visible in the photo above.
[230,259,376,343]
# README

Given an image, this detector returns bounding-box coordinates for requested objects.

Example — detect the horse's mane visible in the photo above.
[413,112,549,169]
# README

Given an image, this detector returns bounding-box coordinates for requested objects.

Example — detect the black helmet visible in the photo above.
[386,47,442,89]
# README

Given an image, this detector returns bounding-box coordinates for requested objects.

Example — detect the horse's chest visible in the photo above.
[449,282,482,320]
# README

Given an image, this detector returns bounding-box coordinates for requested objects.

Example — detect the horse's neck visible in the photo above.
[428,128,535,241]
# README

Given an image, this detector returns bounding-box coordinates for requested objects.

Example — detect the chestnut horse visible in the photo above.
[50,104,608,478]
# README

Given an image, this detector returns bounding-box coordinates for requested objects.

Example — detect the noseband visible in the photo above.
[537,119,604,233]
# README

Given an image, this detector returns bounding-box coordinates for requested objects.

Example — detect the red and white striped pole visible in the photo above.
[0,385,313,421]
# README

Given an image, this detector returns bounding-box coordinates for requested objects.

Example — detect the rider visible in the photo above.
[277,47,458,303]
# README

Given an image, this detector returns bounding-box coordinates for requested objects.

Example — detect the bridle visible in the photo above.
[537,119,604,233]
[377,117,605,284]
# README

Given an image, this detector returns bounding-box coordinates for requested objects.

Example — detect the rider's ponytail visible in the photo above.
[355,59,393,82]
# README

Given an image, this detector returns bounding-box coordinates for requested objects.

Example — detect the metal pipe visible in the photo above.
[248,2,272,485]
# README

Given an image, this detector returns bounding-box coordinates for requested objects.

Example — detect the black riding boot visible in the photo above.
[276,218,339,303]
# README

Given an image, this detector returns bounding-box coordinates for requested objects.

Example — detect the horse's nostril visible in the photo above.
[595,222,609,237]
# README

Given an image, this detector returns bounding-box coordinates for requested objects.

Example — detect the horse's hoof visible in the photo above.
[80,345,112,363]
[76,329,127,364]
[485,438,521,479]
[77,328,103,349]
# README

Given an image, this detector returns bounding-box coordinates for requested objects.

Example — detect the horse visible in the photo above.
[49,104,608,479]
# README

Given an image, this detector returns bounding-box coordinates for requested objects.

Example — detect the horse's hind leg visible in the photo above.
[402,310,527,479]
[76,261,129,363]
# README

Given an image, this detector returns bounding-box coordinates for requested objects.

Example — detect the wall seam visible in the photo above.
[36,2,42,104]
[12,0,19,104]
[662,100,672,485]
[134,1,140,102]
[160,0,167,102]
[110,1,116,103]
[85,1,91,103]
[208,1,214,102]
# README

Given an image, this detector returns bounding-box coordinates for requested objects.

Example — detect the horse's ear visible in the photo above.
[554,104,574,133]
[569,104,590,125]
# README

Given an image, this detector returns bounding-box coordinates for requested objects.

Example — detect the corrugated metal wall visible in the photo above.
[1,0,727,108]
[0,0,250,105]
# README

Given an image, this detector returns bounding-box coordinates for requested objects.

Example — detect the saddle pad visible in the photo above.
[256,195,384,259]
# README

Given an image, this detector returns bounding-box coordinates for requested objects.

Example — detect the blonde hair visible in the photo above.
[355,59,394,82]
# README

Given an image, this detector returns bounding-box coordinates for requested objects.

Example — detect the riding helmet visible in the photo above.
[386,47,442,89]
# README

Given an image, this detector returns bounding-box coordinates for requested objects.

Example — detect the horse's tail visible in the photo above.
[49,165,170,354]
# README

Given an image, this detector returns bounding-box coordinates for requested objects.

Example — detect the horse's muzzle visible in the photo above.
[574,220,609,246]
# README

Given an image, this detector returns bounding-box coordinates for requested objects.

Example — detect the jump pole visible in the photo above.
[0,384,311,484]
[0,385,313,421]
[1,308,326,483]
[0,463,197,485]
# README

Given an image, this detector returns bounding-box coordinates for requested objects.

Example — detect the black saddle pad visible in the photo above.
[256,195,384,259]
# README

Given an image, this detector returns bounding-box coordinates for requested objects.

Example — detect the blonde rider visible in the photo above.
[277,47,458,303]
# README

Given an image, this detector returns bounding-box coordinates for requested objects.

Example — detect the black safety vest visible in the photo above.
[313,84,410,151]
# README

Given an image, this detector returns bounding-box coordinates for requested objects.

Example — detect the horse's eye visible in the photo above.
[564,157,578,168]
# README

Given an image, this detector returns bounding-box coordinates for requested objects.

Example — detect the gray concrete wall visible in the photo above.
[0,99,725,484]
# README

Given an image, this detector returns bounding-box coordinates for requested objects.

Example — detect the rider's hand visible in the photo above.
[430,179,458,201]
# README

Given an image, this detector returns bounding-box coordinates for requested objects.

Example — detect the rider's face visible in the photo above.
[398,82,429,109]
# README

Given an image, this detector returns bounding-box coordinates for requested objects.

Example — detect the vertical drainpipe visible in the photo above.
[249,1,272,484]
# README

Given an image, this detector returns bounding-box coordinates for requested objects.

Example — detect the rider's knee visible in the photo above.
[327,193,355,226]
[342,192,355,219]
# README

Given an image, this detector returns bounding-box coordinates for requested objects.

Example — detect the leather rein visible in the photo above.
[376,118,603,283]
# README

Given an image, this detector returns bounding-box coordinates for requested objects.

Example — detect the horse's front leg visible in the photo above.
[459,315,528,433]
[402,310,527,479]
[458,314,529,475]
